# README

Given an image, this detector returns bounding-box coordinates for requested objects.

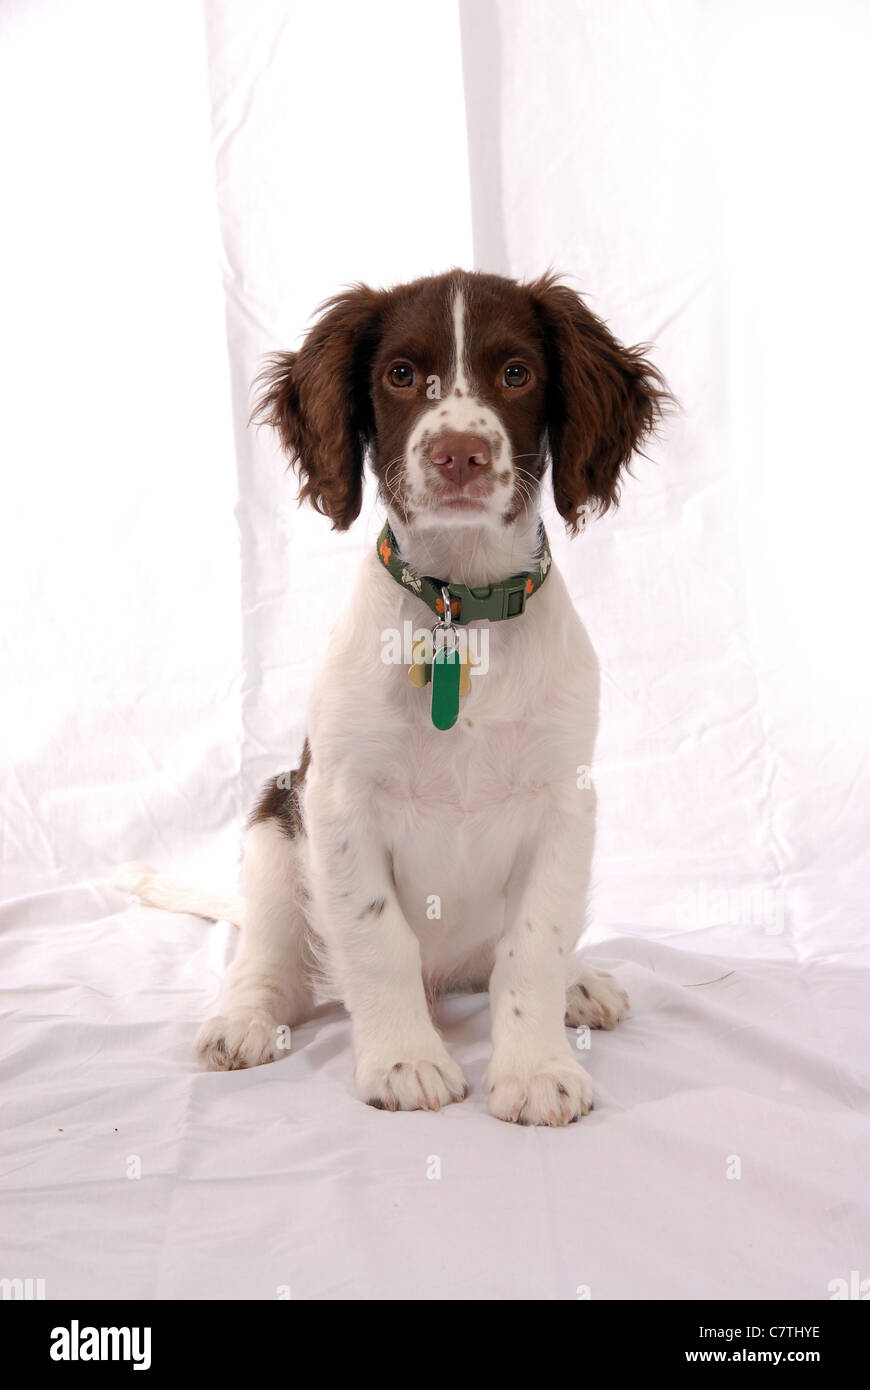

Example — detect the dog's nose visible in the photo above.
[429,432,491,488]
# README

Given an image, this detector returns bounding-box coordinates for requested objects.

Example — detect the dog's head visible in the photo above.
[252,269,670,535]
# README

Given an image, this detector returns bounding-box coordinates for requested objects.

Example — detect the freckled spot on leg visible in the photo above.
[508,949,514,958]
[513,1006,522,1017]
[580,984,591,999]
[359,896,386,919]
[392,1063,405,1073]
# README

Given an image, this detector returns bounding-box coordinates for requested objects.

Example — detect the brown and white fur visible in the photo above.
[117,270,669,1125]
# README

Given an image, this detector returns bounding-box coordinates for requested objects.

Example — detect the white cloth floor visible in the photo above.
[2,898,868,1300]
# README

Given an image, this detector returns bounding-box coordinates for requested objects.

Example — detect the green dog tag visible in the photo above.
[431,645,461,730]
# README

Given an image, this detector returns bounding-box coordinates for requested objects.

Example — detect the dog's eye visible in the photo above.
[503,363,531,388]
[388,362,415,388]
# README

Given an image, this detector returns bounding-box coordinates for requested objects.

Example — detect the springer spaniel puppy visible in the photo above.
[119,270,668,1125]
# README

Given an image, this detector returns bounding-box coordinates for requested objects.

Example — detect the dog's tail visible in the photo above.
[111,862,244,927]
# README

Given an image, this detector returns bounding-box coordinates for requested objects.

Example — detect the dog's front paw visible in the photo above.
[487,1058,593,1126]
[565,965,630,1031]
[196,1012,288,1070]
[358,1053,468,1112]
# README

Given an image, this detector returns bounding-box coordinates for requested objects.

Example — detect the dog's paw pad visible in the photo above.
[487,1061,593,1126]
[196,1013,287,1070]
[565,966,630,1031]
[360,1057,467,1112]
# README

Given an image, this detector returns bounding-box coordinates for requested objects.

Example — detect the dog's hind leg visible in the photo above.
[564,963,630,1032]
[196,816,317,1070]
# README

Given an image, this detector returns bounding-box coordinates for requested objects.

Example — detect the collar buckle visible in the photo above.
[452,579,527,623]
[498,580,528,620]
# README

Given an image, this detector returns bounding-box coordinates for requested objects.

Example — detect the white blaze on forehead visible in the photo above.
[451,289,470,396]
[398,281,516,516]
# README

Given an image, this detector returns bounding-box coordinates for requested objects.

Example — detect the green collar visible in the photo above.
[376,521,552,624]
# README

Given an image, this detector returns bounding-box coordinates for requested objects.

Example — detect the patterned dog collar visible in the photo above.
[376,521,552,624]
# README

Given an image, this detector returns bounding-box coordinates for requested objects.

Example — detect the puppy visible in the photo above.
[123,269,669,1125]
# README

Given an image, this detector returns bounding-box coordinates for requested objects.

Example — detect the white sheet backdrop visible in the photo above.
[1,0,868,1301]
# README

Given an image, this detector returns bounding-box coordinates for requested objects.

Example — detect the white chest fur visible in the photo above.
[304,552,600,977]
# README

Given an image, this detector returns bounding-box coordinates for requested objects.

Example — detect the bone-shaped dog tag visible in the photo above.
[407,637,431,688]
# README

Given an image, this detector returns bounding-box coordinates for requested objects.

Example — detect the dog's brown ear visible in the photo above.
[251,284,384,530]
[529,275,672,532]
